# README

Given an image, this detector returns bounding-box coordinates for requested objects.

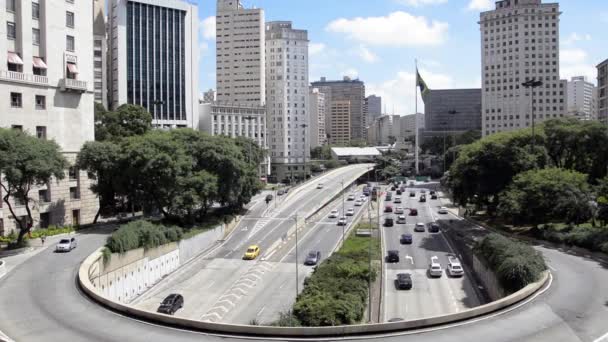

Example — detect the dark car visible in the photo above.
[265,194,274,202]
[409,208,418,216]
[419,195,427,203]
[385,194,392,201]
[384,205,393,213]
[431,194,438,200]
[387,250,400,263]
[277,189,285,196]
[430,190,436,195]
[409,192,416,197]
[396,189,402,195]
[384,218,394,227]
[428,222,440,233]
[304,251,321,265]
[396,273,413,290]
[400,233,413,244]
[391,186,397,191]
[157,294,184,315]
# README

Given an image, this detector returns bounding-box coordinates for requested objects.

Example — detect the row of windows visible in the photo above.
[9,92,46,110]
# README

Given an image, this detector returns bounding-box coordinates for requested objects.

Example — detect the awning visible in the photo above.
[7,52,23,65]
[33,57,47,69]
[67,63,79,74]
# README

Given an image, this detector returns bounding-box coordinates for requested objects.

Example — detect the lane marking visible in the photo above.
[257,306,266,317]
[594,331,608,342]
[547,264,557,271]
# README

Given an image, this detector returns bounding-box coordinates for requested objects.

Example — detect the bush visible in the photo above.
[474,233,546,293]
[106,220,183,253]
[535,225,608,254]
[29,225,74,239]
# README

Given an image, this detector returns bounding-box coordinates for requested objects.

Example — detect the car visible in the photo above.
[346,208,355,216]
[400,233,413,244]
[265,194,274,202]
[396,273,413,290]
[243,245,261,260]
[384,218,394,227]
[438,207,449,214]
[317,183,324,189]
[347,194,356,201]
[419,195,426,203]
[431,194,438,200]
[391,186,397,191]
[414,223,425,232]
[354,200,363,207]
[384,205,393,213]
[409,192,416,197]
[410,208,418,216]
[396,215,407,224]
[55,238,77,252]
[385,194,392,201]
[394,207,405,215]
[337,217,347,226]
[387,250,400,263]
[428,222,440,233]
[421,189,427,194]
[428,256,443,277]
[157,294,184,315]
[304,251,321,266]
[430,190,436,195]
[447,257,465,277]
[328,209,339,218]
[396,189,402,195]
[363,187,371,196]
[277,189,285,196]
[394,197,402,204]
[409,181,415,186]
[359,195,367,202]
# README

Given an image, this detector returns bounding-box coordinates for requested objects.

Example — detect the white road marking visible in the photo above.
[405,255,414,265]
[257,306,266,317]
[547,264,557,271]
[594,331,608,342]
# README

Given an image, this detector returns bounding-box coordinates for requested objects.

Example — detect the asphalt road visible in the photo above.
[381,185,482,322]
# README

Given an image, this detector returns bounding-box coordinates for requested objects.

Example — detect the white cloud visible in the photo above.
[394,0,448,7]
[563,33,592,45]
[560,48,596,83]
[561,48,587,65]
[200,16,216,41]
[199,41,209,59]
[326,11,448,47]
[342,68,360,79]
[309,43,326,56]
[357,45,379,63]
[467,0,493,11]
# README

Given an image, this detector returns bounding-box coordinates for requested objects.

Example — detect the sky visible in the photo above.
[197,0,608,115]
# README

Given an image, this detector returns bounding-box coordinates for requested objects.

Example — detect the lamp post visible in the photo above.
[341,179,346,245]
[522,79,543,153]
[440,121,449,174]
[244,115,255,164]
[294,213,300,298]
[367,191,373,322]
[152,99,164,128]
[447,110,459,165]
[301,124,309,181]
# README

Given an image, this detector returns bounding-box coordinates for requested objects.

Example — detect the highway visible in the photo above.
[1,174,608,341]
[381,184,482,321]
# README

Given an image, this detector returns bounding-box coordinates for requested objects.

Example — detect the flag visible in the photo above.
[416,69,429,96]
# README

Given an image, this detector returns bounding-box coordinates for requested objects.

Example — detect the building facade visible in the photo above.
[400,113,425,138]
[265,21,309,181]
[365,95,382,124]
[108,0,199,128]
[202,89,216,103]
[93,0,107,108]
[198,101,267,149]
[311,76,366,143]
[480,0,566,136]
[566,76,597,121]
[309,88,326,148]
[599,59,608,125]
[0,0,98,235]
[216,0,265,106]
[423,88,482,135]
[329,100,351,146]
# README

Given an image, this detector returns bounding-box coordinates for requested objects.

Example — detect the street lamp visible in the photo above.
[440,121,449,174]
[447,110,459,164]
[294,213,300,297]
[244,115,255,165]
[522,79,543,153]
[341,179,346,246]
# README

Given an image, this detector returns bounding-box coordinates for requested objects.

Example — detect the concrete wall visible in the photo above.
[472,254,505,301]
[178,225,224,264]
[0,260,5,279]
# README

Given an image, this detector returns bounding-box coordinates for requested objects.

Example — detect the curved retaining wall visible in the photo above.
[80,247,550,337]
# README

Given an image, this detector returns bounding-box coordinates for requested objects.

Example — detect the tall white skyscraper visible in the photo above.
[567,76,597,121]
[216,0,265,105]
[108,0,199,128]
[309,88,326,148]
[265,21,309,181]
[480,0,566,136]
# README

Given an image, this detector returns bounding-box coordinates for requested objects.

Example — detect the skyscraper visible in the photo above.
[265,21,309,181]
[566,76,597,121]
[480,0,566,136]
[108,0,199,128]
[365,95,382,123]
[596,59,607,125]
[309,88,326,148]
[216,0,265,105]
[93,0,108,108]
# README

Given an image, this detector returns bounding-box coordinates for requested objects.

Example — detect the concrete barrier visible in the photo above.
[79,247,550,337]
[0,260,5,279]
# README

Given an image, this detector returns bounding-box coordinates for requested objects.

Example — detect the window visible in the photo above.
[32,2,40,19]
[10,93,22,108]
[36,126,46,139]
[11,125,23,131]
[6,0,15,11]
[68,167,78,180]
[39,213,50,229]
[35,96,46,110]
[66,11,74,28]
[66,35,75,51]
[32,28,40,45]
[38,189,50,203]
[69,187,80,200]
[7,22,16,40]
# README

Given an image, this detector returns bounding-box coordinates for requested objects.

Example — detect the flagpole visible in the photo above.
[415,59,420,175]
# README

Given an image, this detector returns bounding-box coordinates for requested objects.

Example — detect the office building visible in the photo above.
[93,0,107,108]
[216,0,265,105]
[599,59,608,125]
[367,115,401,146]
[400,113,425,138]
[202,89,216,103]
[309,88,326,148]
[329,100,351,146]
[265,21,309,181]
[480,0,566,136]
[365,95,382,123]
[108,0,199,128]
[198,102,267,149]
[423,88,482,135]
[1,0,98,234]
[566,76,597,121]
[311,76,366,143]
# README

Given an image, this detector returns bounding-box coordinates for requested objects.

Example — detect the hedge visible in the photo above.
[474,233,547,293]
[534,224,608,254]
[106,220,183,253]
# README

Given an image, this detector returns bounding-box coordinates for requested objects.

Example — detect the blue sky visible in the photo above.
[197,0,608,114]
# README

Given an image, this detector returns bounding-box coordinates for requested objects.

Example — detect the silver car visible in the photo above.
[56,237,77,252]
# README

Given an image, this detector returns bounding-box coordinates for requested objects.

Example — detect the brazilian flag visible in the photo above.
[416,69,429,96]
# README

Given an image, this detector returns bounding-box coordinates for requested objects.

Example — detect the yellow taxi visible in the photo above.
[243,245,261,260]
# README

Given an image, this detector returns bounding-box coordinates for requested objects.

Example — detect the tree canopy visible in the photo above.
[95,104,152,142]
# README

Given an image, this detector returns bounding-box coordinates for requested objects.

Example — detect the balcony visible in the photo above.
[60,78,87,93]
[0,70,48,86]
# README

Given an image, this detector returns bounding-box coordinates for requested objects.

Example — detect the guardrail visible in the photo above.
[79,246,550,338]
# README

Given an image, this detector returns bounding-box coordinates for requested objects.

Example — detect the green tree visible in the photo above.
[498,168,593,226]
[311,145,332,160]
[596,176,608,227]
[95,104,152,141]
[0,129,68,244]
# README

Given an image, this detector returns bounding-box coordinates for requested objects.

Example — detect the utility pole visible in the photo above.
[301,124,308,181]
[522,79,543,154]
[367,197,373,322]
[448,110,459,166]
[295,212,299,297]
[341,179,345,245]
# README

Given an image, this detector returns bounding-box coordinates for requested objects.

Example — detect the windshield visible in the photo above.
[247,248,255,253]
[59,239,70,244]
[308,252,317,258]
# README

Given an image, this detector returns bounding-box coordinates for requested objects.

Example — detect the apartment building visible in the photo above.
[309,88,326,148]
[0,0,98,234]
[329,100,351,146]
[108,0,199,128]
[599,59,608,125]
[480,0,566,136]
[216,0,265,105]
[566,76,597,121]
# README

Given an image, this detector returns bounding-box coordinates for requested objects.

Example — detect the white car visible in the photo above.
[317,183,324,189]
[447,257,464,277]
[354,200,363,207]
[328,210,339,218]
[394,207,405,215]
[428,256,443,277]
[414,223,425,232]
[438,207,449,214]
[337,217,347,226]
[359,195,367,202]
[347,194,356,201]
[56,237,77,252]
[346,208,355,216]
